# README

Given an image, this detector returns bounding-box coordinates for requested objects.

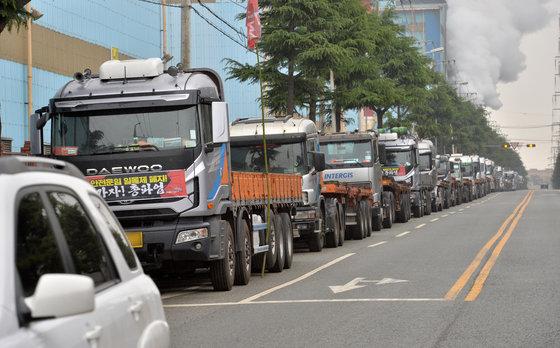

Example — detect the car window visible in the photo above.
[16,192,65,297]
[89,194,138,270]
[48,191,118,288]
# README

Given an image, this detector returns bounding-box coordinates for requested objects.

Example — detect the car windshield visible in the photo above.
[437,161,449,175]
[451,163,461,178]
[384,149,414,174]
[231,142,307,175]
[321,140,373,168]
[463,163,474,176]
[419,153,431,171]
[52,106,199,156]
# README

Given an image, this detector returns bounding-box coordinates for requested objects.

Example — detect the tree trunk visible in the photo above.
[376,109,386,129]
[335,105,342,132]
[308,97,317,123]
[287,58,295,116]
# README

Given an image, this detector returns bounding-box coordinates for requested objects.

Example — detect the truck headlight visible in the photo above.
[176,228,208,244]
[295,210,315,220]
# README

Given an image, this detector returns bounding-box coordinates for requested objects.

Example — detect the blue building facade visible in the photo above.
[0,0,260,152]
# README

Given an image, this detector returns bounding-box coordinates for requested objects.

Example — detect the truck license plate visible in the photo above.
[125,232,143,248]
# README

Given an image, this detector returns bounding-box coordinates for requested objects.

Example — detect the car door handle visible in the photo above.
[128,300,143,321]
[85,325,103,348]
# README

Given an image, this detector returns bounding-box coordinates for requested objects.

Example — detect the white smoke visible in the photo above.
[446,0,555,110]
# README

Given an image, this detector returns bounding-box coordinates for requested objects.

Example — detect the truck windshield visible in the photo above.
[322,140,373,168]
[52,106,199,156]
[384,149,414,173]
[463,163,474,177]
[451,163,461,178]
[437,161,449,176]
[419,153,432,171]
[231,142,306,174]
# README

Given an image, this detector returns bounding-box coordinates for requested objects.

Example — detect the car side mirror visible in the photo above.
[25,274,95,319]
[212,102,229,144]
[312,151,325,172]
[378,143,386,164]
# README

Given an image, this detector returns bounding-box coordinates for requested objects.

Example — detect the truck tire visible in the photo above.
[265,211,278,269]
[210,222,235,291]
[396,194,407,223]
[326,198,340,248]
[425,191,432,215]
[270,214,285,273]
[382,192,393,229]
[337,202,345,246]
[372,202,382,232]
[234,219,251,286]
[352,205,366,240]
[363,201,373,237]
[279,212,293,269]
[309,208,325,252]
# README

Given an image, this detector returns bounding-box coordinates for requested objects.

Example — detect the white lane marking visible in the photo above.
[466,206,471,208]
[396,231,410,238]
[238,253,355,303]
[330,277,409,293]
[450,211,456,214]
[459,208,464,211]
[442,214,449,218]
[415,223,426,229]
[430,218,439,222]
[368,241,388,248]
[164,298,446,308]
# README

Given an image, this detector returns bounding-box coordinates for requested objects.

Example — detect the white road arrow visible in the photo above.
[329,277,366,294]
[329,277,409,294]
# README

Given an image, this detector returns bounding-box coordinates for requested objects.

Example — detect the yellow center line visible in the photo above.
[464,191,534,301]
[444,191,532,301]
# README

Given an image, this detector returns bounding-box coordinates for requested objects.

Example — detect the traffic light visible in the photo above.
[526,144,536,148]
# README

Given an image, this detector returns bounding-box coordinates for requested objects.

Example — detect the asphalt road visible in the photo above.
[161,189,560,347]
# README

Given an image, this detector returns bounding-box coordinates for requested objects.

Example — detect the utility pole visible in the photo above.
[181,0,191,69]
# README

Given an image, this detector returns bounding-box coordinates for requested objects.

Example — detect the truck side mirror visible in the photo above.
[312,152,325,172]
[30,113,43,155]
[378,143,386,164]
[212,102,229,144]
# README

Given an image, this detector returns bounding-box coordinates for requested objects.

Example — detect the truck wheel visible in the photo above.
[413,203,422,218]
[309,208,325,252]
[352,205,365,240]
[234,220,251,286]
[279,212,293,269]
[270,214,285,273]
[363,201,372,237]
[337,202,345,246]
[396,194,406,223]
[210,222,235,291]
[425,192,432,215]
[326,198,340,248]
[372,202,382,231]
[265,212,278,269]
[382,193,393,229]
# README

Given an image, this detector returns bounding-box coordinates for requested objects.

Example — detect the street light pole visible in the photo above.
[181,0,191,69]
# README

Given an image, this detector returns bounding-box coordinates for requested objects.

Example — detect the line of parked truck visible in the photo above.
[28,58,521,291]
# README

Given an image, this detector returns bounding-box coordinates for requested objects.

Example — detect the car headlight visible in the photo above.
[176,228,208,244]
[295,210,315,220]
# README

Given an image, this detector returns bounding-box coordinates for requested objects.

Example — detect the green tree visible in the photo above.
[226,0,347,120]
[0,0,33,34]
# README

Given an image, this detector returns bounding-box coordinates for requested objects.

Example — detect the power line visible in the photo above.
[196,0,246,41]
[138,0,183,8]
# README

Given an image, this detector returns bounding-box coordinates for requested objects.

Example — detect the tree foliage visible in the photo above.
[0,0,32,34]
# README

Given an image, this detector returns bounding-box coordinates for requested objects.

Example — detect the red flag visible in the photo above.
[246,0,261,50]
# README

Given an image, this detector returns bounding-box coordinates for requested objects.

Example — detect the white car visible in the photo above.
[0,156,169,348]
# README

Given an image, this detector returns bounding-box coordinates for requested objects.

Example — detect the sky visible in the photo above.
[447,0,560,171]
[491,9,559,170]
